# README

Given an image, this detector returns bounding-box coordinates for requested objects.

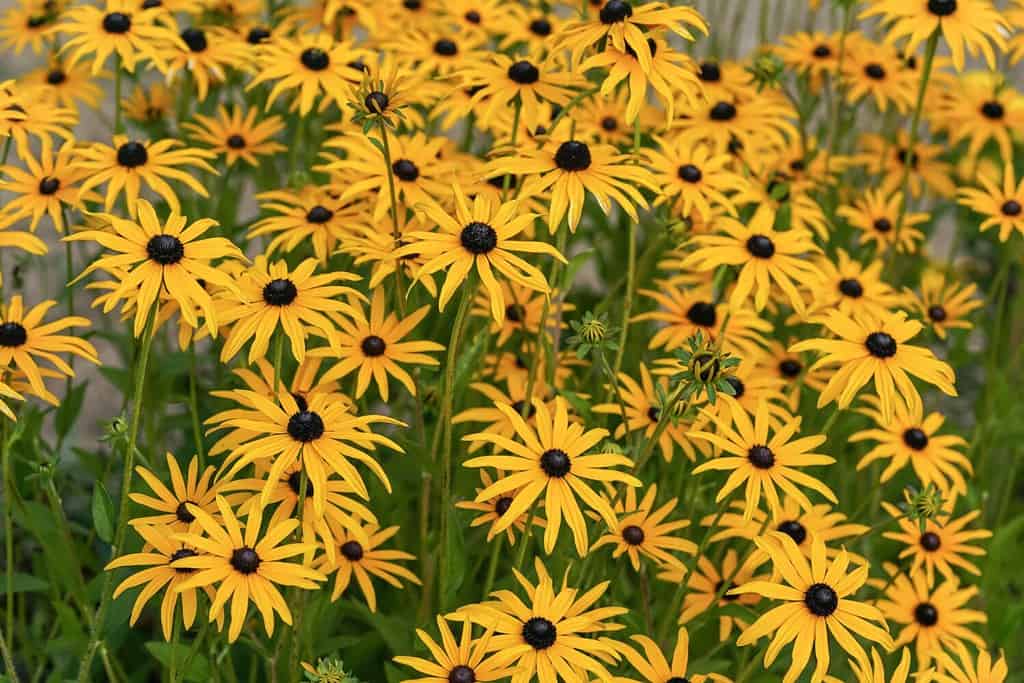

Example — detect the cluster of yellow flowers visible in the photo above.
[0,0,1021,681]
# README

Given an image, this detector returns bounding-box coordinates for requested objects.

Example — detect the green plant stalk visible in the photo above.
[1,420,12,660]
[170,615,180,683]
[822,2,853,176]
[502,98,522,201]
[0,618,18,683]
[437,283,475,610]
[514,503,537,570]
[887,29,940,273]
[611,217,636,379]
[114,57,124,135]
[77,301,159,683]
[272,329,284,394]
[521,223,568,418]
[189,345,206,468]
[377,119,410,317]
[481,533,503,598]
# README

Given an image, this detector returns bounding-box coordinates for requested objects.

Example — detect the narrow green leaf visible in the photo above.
[145,642,211,682]
[91,481,115,543]
[56,380,88,439]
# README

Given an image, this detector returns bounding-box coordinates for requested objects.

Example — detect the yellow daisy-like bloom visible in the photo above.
[0,86,76,156]
[851,397,971,496]
[217,256,361,364]
[580,37,702,125]
[616,627,731,683]
[881,501,990,586]
[684,205,823,315]
[317,522,420,610]
[643,135,749,220]
[703,498,869,563]
[857,131,956,199]
[690,353,792,429]
[876,570,986,668]
[860,0,1006,71]
[68,199,245,337]
[456,469,547,546]
[929,641,1008,683]
[591,485,696,571]
[213,357,346,410]
[209,390,402,515]
[958,163,1024,242]
[592,363,704,463]
[183,106,285,167]
[173,496,326,642]
[837,188,928,255]
[734,533,894,683]
[461,51,585,132]
[58,0,179,74]
[838,648,912,683]
[691,399,836,521]
[674,94,798,157]
[20,61,105,111]
[162,25,247,100]
[458,558,626,682]
[73,135,217,214]
[470,281,564,348]
[463,396,641,556]
[790,309,957,420]
[248,186,364,265]
[906,270,981,339]
[312,288,443,401]
[397,185,564,322]
[0,295,98,403]
[776,31,842,81]
[105,523,218,642]
[634,281,773,358]
[840,43,915,113]
[394,615,512,682]
[0,139,97,234]
[454,375,553,454]
[490,137,655,233]
[557,0,707,70]
[127,453,223,532]
[809,250,901,320]
[657,548,767,642]
[122,81,173,125]
[246,34,365,115]
[0,380,24,421]
[937,74,1024,163]
[0,0,58,56]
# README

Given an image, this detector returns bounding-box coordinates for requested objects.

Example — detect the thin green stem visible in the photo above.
[188,345,206,468]
[437,283,475,610]
[482,534,503,598]
[114,58,124,135]
[514,504,536,571]
[503,98,522,201]
[272,330,284,395]
[822,2,853,176]
[0,618,19,683]
[77,301,159,683]
[377,120,410,317]
[2,420,12,660]
[170,615,180,683]
[611,217,636,379]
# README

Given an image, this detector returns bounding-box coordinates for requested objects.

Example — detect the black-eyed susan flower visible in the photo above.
[0,87,75,155]
[881,501,990,585]
[906,270,981,339]
[958,163,1024,242]
[106,523,218,641]
[348,54,419,128]
[876,570,986,668]
[128,453,223,532]
[791,309,957,420]
[0,295,98,403]
[592,363,703,463]
[857,132,956,199]
[210,390,402,515]
[387,29,485,78]
[690,353,791,429]
[173,496,326,642]
[396,185,565,322]
[937,74,1024,162]
[691,400,836,520]
[0,139,97,234]
[317,522,420,610]
[930,641,1008,683]
[615,627,731,683]
[0,0,58,55]
[456,469,547,545]
[643,135,748,221]
[833,647,911,683]
[776,31,841,81]
[841,42,916,113]
[21,61,105,110]
[861,0,1006,71]
[58,0,178,74]
[557,0,707,70]
[851,397,971,496]
[394,615,511,682]
[809,250,901,320]
[591,484,695,571]
[454,375,553,453]
[68,199,244,337]
[217,256,360,364]
[162,25,246,100]
[470,281,562,348]
[733,533,893,683]
[312,288,443,401]
[674,94,798,156]
[183,106,285,167]
[464,396,640,556]
[458,559,626,681]
[248,186,364,265]
[657,548,768,642]
[685,205,822,314]
[73,136,217,214]
[837,188,928,255]
[246,34,365,115]
[122,81,172,124]
[490,137,655,233]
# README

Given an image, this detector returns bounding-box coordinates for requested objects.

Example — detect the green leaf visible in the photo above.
[444,503,467,607]
[145,642,211,682]
[91,481,115,543]
[560,249,594,291]
[7,573,48,593]
[55,380,88,440]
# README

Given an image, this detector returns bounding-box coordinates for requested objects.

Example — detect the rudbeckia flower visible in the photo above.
[162,25,247,100]
[183,106,285,167]
[0,138,98,234]
[316,522,420,610]
[790,309,957,420]
[590,484,696,571]
[691,399,836,520]
[880,501,990,585]
[128,453,224,532]
[396,184,565,322]
[957,163,1024,242]
[173,496,327,642]
[733,533,893,683]
[643,135,748,220]
[394,615,512,682]
[58,0,179,74]
[463,396,641,556]
[905,270,981,339]
[68,199,245,337]
[837,188,928,255]
[456,469,547,545]
[20,60,105,110]
[457,558,626,681]
[936,73,1024,162]
[929,641,1008,683]
[615,627,730,683]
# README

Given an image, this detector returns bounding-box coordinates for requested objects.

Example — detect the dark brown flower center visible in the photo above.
[746,235,775,258]
[865,332,897,358]
[873,217,893,233]
[341,540,364,561]
[146,235,184,265]
[902,427,928,450]
[678,163,702,183]
[448,666,476,683]
[864,63,885,80]
[777,519,807,545]
[175,500,197,523]
[838,278,863,298]
[554,141,592,171]
[698,61,721,82]
[392,159,419,181]
[914,602,939,626]
[117,141,148,168]
[779,359,802,378]
[300,48,329,70]
[230,547,260,574]
[1001,200,1022,216]
[226,134,246,149]
[540,448,571,478]
[747,445,775,469]
[928,305,947,322]
[507,60,540,84]
[804,583,838,616]
[686,301,716,327]
[622,525,645,545]
[38,176,60,195]
[361,335,387,357]
[460,221,498,254]
[920,531,941,552]
[812,44,831,58]
[433,38,458,56]
[262,278,298,306]
[287,410,325,442]
[927,0,956,16]
[102,11,132,33]
[364,91,389,113]
[528,17,552,35]
[599,0,632,24]
[169,548,198,573]
[181,27,207,52]
[522,617,557,649]
[709,101,737,121]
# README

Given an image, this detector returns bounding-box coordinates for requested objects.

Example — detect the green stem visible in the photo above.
[822,2,853,176]
[272,330,284,395]
[437,283,475,610]
[514,504,536,571]
[377,120,410,317]
[114,58,124,135]
[188,345,206,468]
[0,618,19,683]
[482,534,503,598]
[170,615,180,683]
[611,217,636,379]
[77,301,159,683]
[2,420,12,661]
[502,99,522,201]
